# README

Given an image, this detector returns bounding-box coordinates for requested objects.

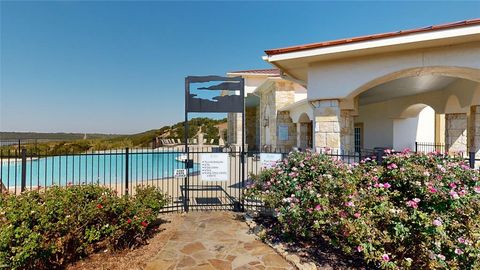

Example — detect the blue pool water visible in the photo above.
[0,151,197,188]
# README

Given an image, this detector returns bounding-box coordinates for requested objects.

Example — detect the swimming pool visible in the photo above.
[0,150,197,188]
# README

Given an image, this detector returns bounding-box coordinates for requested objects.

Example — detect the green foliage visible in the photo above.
[0,185,168,270]
[247,151,480,269]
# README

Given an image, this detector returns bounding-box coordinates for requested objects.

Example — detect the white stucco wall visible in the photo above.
[244,76,270,96]
[355,102,394,149]
[356,102,436,151]
[393,106,435,151]
[307,42,480,100]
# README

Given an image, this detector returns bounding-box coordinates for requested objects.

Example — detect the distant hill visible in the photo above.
[0,132,121,141]
[0,117,228,155]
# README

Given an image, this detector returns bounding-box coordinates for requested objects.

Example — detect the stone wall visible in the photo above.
[245,107,258,150]
[445,113,468,154]
[313,99,354,152]
[258,81,297,151]
[227,112,243,146]
[468,106,480,158]
[276,111,297,151]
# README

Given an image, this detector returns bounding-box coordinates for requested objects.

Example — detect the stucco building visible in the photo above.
[228,19,480,158]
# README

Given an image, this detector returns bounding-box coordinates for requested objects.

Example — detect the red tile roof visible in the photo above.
[228,68,280,76]
[265,19,480,56]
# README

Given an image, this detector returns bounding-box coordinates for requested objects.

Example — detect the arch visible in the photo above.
[399,104,430,118]
[393,104,436,151]
[444,94,465,114]
[347,66,480,100]
[298,113,311,123]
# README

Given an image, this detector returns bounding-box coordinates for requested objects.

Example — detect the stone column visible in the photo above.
[445,113,468,154]
[312,99,354,152]
[296,122,302,148]
[468,106,480,159]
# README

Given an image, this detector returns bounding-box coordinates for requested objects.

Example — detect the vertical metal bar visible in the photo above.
[415,141,418,153]
[240,77,245,212]
[125,147,129,196]
[21,148,26,192]
[184,77,190,212]
[469,152,475,169]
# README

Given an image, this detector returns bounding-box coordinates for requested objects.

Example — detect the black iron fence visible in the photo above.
[3,143,478,212]
[415,142,479,168]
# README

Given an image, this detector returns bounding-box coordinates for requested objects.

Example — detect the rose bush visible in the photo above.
[247,150,480,269]
[0,185,168,269]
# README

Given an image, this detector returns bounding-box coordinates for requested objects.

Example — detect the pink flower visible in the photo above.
[345,201,355,207]
[141,221,148,227]
[449,182,457,189]
[474,186,480,193]
[387,163,398,170]
[315,204,322,211]
[382,254,390,261]
[357,245,363,252]
[458,237,466,244]
[432,219,442,227]
[437,254,445,260]
[455,248,464,255]
[428,186,437,193]
[449,190,459,199]
[383,183,391,189]
[354,212,361,218]
[406,198,420,209]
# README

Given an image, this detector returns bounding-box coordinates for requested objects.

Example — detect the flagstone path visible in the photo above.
[145,211,294,270]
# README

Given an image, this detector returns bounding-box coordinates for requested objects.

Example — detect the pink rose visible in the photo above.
[357,245,363,252]
[382,254,390,261]
[354,212,361,218]
[432,219,442,227]
[383,183,391,189]
[455,248,464,255]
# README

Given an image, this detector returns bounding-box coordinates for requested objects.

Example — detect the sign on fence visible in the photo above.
[174,169,187,178]
[260,153,282,169]
[200,153,229,181]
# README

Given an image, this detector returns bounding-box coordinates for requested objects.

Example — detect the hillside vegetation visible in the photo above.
[0,118,226,156]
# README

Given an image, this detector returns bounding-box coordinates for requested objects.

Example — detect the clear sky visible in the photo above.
[1,1,479,134]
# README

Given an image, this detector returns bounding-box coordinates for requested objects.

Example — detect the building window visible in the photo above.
[354,123,363,153]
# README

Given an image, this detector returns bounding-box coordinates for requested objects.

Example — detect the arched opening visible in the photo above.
[347,66,480,100]
[395,104,437,152]
[297,113,312,150]
[351,67,479,153]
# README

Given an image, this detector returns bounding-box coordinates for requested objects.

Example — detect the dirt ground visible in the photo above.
[67,213,184,270]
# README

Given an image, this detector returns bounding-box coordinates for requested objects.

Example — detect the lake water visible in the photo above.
[0,151,197,188]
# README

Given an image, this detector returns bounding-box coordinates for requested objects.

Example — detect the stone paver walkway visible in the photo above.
[145,211,294,270]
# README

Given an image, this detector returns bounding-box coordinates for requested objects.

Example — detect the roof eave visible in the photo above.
[265,24,480,63]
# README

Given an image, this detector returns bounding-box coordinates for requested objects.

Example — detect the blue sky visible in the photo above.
[1,1,479,134]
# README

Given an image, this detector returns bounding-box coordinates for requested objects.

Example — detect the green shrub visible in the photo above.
[247,150,480,269]
[0,185,168,269]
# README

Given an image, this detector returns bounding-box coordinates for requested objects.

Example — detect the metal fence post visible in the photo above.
[415,142,418,153]
[125,147,129,195]
[21,148,27,192]
[469,152,475,169]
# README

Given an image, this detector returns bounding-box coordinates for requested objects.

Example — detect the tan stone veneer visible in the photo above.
[445,113,468,154]
[259,81,297,151]
[312,99,354,152]
[468,106,480,161]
